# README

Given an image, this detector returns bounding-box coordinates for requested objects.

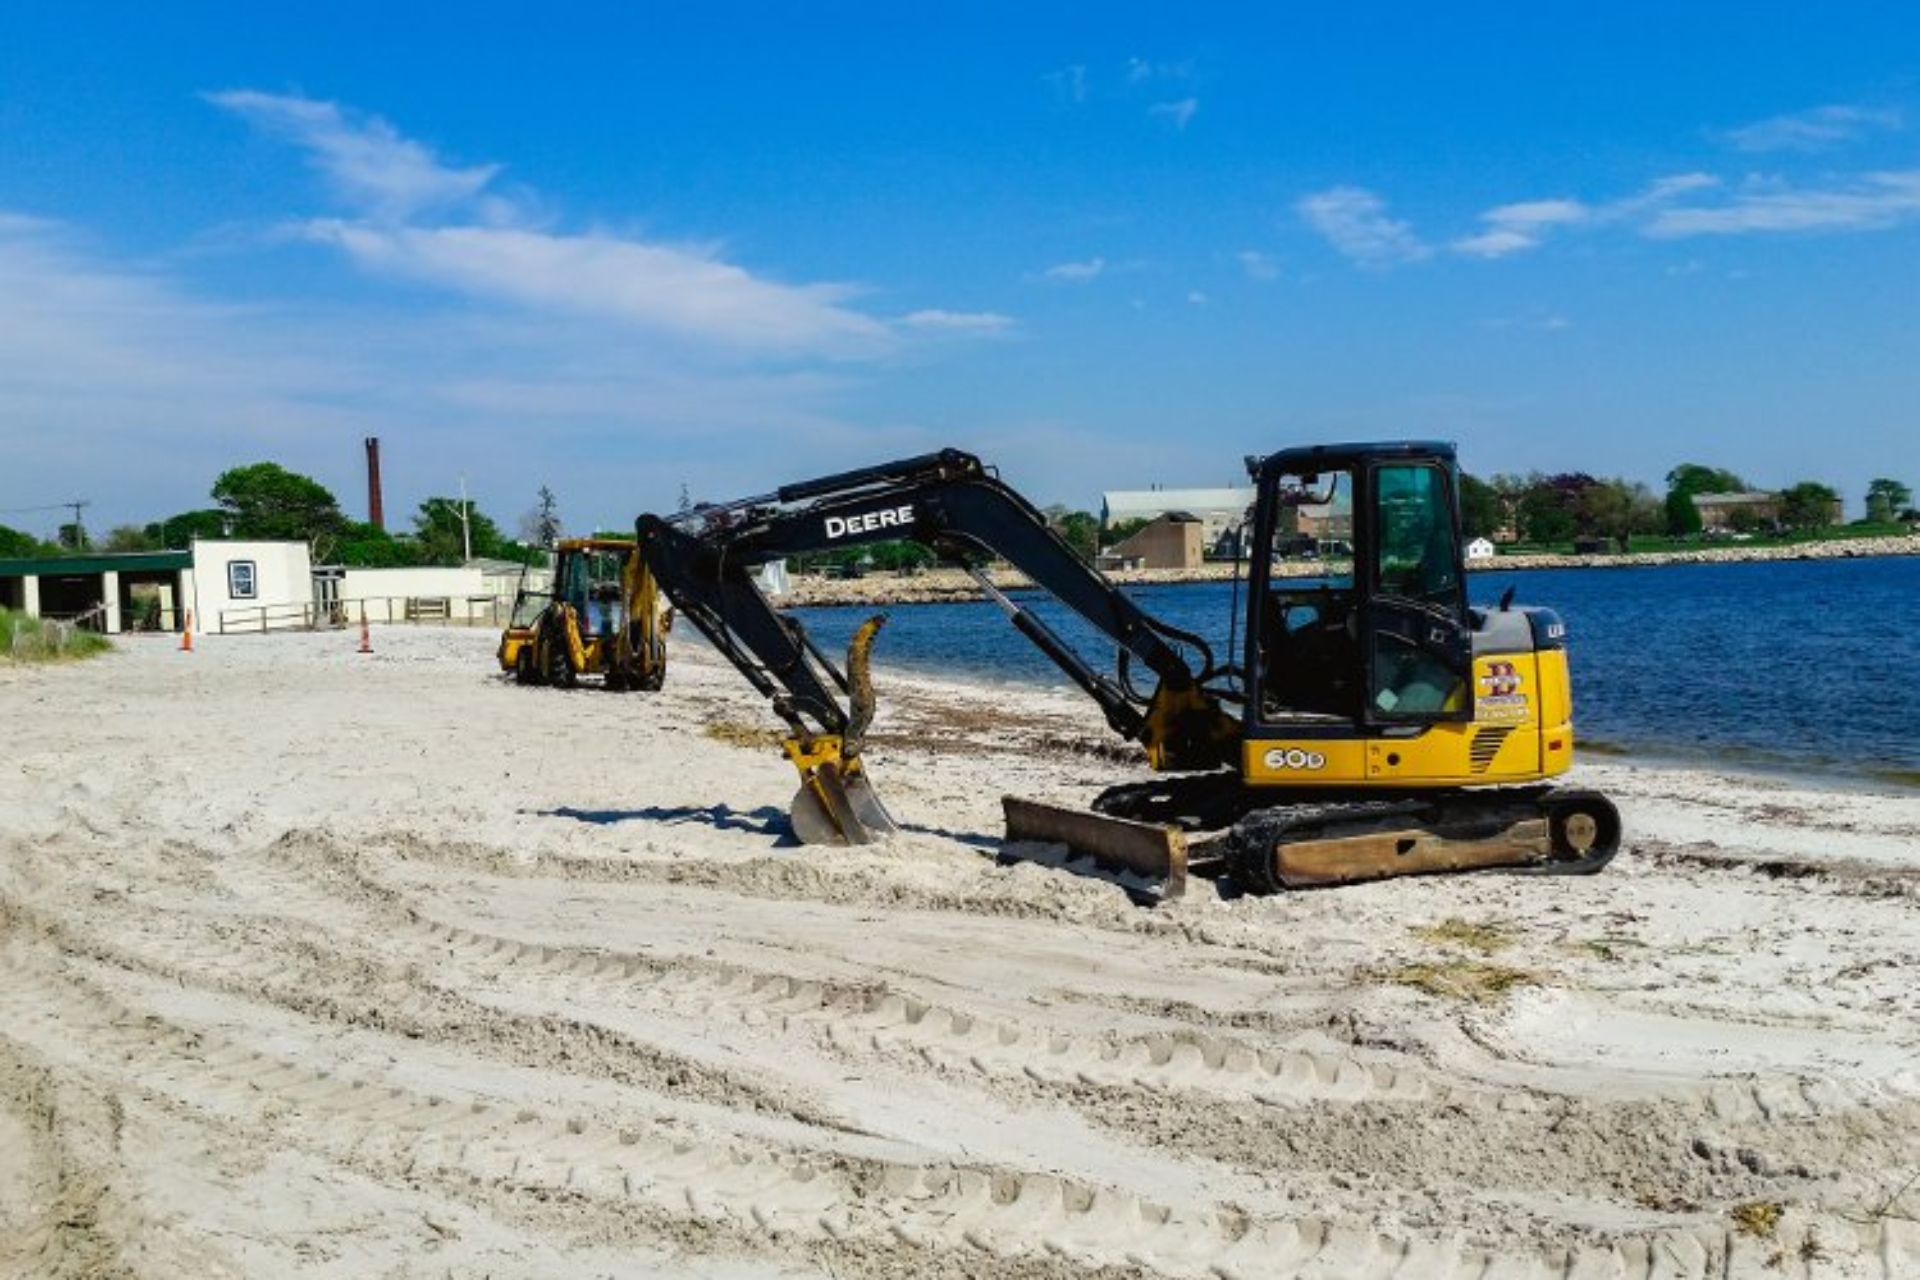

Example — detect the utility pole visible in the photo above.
[458,477,472,562]
[62,499,90,550]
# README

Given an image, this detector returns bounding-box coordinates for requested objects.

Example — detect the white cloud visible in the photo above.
[1126,57,1195,86]
[211,89,895,357]
[1045,64,1089,104]
[1296,187,1430,267]
[1452,198,1591,258]
[207,90,497,222]
[1451,175,1719,258]
[1723,104,1904,153]
[306,221,890,356]
[1645,170,1920,237]
[1043,257,1107,282]
[900,308,1016,333]
[1151,98,1199,130]
[1236,250,1279,280]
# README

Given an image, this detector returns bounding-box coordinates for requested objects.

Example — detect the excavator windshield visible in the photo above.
[1248,446,1471,727]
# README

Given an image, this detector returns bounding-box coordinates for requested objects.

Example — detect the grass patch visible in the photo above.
[704,721,787,751]
[0,608,112,664]
[1731,1201,1782,1238]
[1569,933,1648,962]
[1380,959,1539,1004]
[1411,917,1514,953]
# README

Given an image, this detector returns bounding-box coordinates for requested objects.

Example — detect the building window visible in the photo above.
[228,560,257,599]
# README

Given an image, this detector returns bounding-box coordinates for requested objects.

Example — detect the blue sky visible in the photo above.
[3,3,1917,539]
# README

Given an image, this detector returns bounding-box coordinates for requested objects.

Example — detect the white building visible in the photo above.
[1,539,531,635]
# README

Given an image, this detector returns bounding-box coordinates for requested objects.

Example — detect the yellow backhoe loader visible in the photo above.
[625,443,1619,895]
[498,538,666,691]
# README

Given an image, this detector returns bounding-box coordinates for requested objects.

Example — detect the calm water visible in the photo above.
[788,556,1920,787]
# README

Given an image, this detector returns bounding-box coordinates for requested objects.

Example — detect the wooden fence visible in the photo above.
[217,596,511,635]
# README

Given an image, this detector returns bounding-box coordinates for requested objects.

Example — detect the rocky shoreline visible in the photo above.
[776,532,1920,607]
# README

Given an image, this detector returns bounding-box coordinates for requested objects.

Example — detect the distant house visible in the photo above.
[1692,491,1780,531]
[1465,537,1496,561]
[1099,512,1204,571]
[1101,486,1253,557]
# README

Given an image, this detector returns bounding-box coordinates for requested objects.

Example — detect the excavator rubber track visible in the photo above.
[1219,787,1621,893]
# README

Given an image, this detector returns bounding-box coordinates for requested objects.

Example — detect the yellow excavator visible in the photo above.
[497,537,666,691]
[627,443,1619,895]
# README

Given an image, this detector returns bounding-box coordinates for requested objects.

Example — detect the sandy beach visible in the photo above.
[3,625,1917,1279]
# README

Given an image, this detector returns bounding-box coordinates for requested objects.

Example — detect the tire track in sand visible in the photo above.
[6,941,1902,1280]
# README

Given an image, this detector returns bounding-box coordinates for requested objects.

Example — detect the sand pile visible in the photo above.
[1,626,1916,1278]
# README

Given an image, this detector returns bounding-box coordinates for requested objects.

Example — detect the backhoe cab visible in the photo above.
[498,538,667,691]
[627,443,1619,894]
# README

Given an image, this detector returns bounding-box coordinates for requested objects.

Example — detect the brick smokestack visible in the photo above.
[365,436,385,531]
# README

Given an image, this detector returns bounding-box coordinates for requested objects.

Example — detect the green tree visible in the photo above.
[1865,478,1911,524]
[212,463,346,544]
[1666,463,1748,494]
[1101,516,1154,548]
[1577,479,1663,549]
[526,486,562,549]
[1045,506,1101,563]
[865,539,935,572]
[1515,473,1597,546]
[412,495,495,564]
[56,522,90,551]
[1663,462,1749,537]
[1778,481,1841,531]
[101,525,157,552]
[1488,474,1528,539]
[144,509,228,548]
[1663,489,1703,537]
[0,523,49,557]
[1458,473,1502,540]
[333,521,415,567]
[413,496,513,565]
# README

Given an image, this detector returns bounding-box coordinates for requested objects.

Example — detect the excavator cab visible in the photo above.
[1249,445,1474,741]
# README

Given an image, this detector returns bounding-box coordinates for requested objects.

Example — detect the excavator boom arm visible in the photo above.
[634,448,1236,761]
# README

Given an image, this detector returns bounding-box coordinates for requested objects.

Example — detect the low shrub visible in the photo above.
[0,608,112,663]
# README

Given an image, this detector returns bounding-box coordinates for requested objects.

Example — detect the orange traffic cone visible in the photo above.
[179,610,193,653]
[358,608,372,655]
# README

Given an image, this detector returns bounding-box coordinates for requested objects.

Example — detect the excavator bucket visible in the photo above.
[789,760,898,846]
[784,738,898,846]
[782,616,897,846]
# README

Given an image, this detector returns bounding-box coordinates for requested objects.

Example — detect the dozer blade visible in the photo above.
[1002,797,1189,900]
[790,763,899,846]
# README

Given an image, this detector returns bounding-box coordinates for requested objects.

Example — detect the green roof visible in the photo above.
[0,550,191,578]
